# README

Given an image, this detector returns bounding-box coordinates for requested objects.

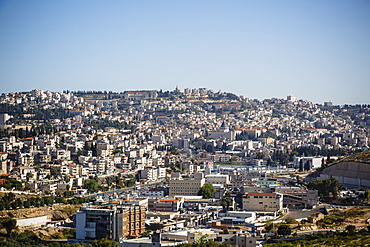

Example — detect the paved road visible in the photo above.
[82,187,133,199]
[280,207,322,221]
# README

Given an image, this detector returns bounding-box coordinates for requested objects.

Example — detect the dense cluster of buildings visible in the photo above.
[0,88,369,246]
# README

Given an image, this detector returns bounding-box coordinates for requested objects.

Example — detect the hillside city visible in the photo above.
[0,88,370,247]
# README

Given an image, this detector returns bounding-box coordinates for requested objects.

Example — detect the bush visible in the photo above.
[285,217,298,224]
[277,224,292,236]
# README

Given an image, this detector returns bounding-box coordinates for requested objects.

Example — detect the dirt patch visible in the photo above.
[0,204,79,221]
[318,207,370,230]
[16,227,76,240]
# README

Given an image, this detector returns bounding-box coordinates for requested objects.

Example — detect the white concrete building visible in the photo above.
[242,192,283,213]
[205,174,229,185]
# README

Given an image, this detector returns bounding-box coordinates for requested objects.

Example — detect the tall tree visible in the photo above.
[308,178,340,198]
[277,224,291,237]
[83,179,98,193]
[299,159,303,172]
[198,183,215,199]
[1,218,17,236]
[221,196,232,211]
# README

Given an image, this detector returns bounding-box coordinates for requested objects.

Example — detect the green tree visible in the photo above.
[50,166,61,179]
[83,179,98,193]
[13,198,23,209]
[308,177,340,198]
[105,176,115,188]
[38,197,45,207]
[1,218,18,236]
[198,183,215,199]
[264,223,274,233]
[64,190,75,198]
[346,225,356,234]
[299,159,303,172]
[44,196,54,206]
[3,192,15,203]
[55,196,67,204]
[26,172,34,181]
[92,238,118,247]
[364,189,370,199]
[141,230,152,237]
[125,178,136,187]
[277,224,291,237]
[48,242,62,247]
[178,239,232,246]
[23,200,30,208]
[285,217,298,224]
[11,201,18,210]
[221,196,232,210]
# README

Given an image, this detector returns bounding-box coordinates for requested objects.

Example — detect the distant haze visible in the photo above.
[0,1,369,105]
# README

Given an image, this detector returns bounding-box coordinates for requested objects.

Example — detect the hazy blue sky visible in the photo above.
[1,0,369,105]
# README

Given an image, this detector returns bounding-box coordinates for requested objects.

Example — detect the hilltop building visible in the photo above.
[123,91,157,101]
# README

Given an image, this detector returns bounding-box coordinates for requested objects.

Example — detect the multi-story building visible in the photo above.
[157,167,166,179]
[293,157,326,169]
[169,174,205,196]
[144,189,165,197]
[205,174,229,185]
[242,192,283,214]
[123,91,157,101]
[140,166,158,181]
[140,166,166,181]
[75,202,146,241]
[0,152,8,174]
[275,187,319,208]
[153,198,181,212]
[172,138,189,149]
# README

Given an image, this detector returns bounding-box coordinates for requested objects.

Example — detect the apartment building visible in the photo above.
[205,174,229,185]
[75,202,146,241]
[144,190,165,197]
[123,91,157,101]
[140,166,166,181]
[169,176,205,196]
